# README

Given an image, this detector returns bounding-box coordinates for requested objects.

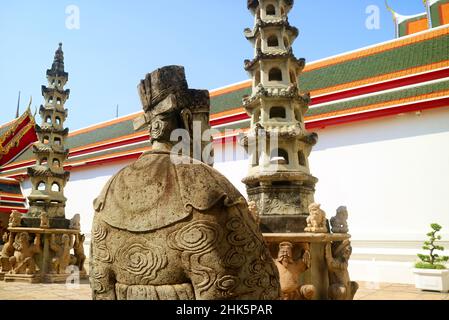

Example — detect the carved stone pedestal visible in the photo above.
[264,233,351,300]
[4,274,41,284]
[43,270,87,284]
[0,272,5,281]
[5,227,87,284]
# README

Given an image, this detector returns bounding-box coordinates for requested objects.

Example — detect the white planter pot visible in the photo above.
[413,268,449,293]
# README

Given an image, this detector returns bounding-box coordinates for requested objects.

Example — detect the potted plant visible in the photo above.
[413,223,449,292]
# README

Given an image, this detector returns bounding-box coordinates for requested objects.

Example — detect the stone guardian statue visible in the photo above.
[325,240,359,300]
[90,66,280,300]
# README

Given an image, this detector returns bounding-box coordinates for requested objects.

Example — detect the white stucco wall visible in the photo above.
[19,106,449,284]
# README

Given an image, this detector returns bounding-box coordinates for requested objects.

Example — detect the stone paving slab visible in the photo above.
[0,280,448,300]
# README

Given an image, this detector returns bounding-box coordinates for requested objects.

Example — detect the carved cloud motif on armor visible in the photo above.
[93,223,108,242]
[116,237,168,283]
[92,223,113,264]
[168,220,223,295]
[226,217,258,251]
[91,267,110,294]
[214,275,239,298]
[224,209,281,299]
[224,250,247,269]
[168,220,222,253]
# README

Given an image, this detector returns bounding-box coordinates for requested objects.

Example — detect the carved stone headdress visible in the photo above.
[134,66,210,131]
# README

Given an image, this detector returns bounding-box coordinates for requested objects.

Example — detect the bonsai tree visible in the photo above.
[416,223,449,269]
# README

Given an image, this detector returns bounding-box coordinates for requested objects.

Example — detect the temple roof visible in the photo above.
[0,109,37,167]
[427,0,449,28]
[0,177,26,214]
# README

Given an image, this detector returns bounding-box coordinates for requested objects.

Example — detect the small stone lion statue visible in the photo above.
[69,214,81,230]
[330,206,349,234]
[248,201,260,226]
[304,203,327,233]
[40,212,50,229]
[8,210,22,228]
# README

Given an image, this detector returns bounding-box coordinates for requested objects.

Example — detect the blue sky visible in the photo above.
[0,0,426,130]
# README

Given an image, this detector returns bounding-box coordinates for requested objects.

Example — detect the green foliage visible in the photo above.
[415,262,446,270]
[415,224,449,270]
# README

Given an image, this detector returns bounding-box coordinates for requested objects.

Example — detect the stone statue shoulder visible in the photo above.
[93,151,245,232]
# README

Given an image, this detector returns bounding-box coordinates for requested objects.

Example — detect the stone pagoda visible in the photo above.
[2,44,86,284]
[242,0,358,300]
[26,43,70,224]
[242,0,317,231]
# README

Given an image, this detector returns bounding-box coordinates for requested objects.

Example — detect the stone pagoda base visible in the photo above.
[263,232,352,300]
[21,217,71,230]
[260,215,308,233]
[6,227,86,284]
[244,172,318,231]
[43,270,87,284]
[4,274,41,284]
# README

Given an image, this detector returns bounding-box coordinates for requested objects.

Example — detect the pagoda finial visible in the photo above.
[47,42,67,77]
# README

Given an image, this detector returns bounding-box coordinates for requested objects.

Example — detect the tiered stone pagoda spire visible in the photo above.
[27,43,70,220]
[242,0,318,229]
[3,43,86,284]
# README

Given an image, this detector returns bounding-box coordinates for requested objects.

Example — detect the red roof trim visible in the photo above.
[307,97,449,129]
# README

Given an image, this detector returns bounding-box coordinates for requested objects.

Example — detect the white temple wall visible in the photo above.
[19,106,449,284]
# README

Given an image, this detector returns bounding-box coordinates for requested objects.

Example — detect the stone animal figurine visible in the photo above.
[8,210,22,228]
[274,242,315,300]
[248,201,261,226]
[325,240,359,300]
[70,214,81,230]
[40,212,50,229]
[330,206,349,234]
[305,203,327,233]
[90,66,280,300]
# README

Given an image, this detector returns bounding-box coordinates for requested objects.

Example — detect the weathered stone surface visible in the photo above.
[304,203,328,233]
[9,232,41,275]
[330,206,349,234]
[274,242,315,300]
[242,0,356,300]
[0,232,14,273]
[4,44,86,284]
[260,215,308,233]
[90,66,281,300]
[325,240,359,300]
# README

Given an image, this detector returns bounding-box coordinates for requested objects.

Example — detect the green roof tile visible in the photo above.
[307,79,449,117]
[211,87,251,114]
[300,33,449,92]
